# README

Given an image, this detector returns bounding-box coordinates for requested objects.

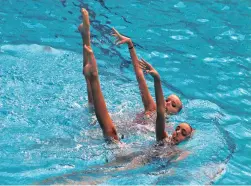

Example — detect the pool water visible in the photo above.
[1,0,251,184]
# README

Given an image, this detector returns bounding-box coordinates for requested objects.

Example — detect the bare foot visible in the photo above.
[78,8,90,35]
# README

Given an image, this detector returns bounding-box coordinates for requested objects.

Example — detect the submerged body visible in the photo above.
[39,140,184,185]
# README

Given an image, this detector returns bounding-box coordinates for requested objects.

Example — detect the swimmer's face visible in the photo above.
[165,94,182,115]
[171,123,193,145]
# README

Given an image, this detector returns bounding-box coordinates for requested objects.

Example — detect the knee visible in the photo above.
[83,65,98,79]
[91,71,98,78]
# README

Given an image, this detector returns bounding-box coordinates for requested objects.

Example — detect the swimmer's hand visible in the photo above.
[138,58,159,79]
[112,28,131,45]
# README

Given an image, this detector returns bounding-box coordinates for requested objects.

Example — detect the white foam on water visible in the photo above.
[147,51,169,59]
[41,37,65,43]
[163,54,169,58]
[203,57,235,63]
[217,84,228,91]
[75,144,83,150]
[197,19,209,23]
[147,29,154,33]
[230,35,245,41]
[22,22,46,29]
[204,57,214,62]
[0,44,64,55]
[170,35,189,40]
[71,102,82,109]
[150,51,160,57]
[174,1,186,8]
[146,29,161,36]
[162,28,195,36]
[184,54,197,58]
[220,29,245,41]
[221,29,235,36]
[185,30,195,36]
[246,57,251,62]
[221,6,230,11]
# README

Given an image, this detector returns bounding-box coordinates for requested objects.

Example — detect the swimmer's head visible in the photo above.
[165,94,182,115]
[171,122,193,145]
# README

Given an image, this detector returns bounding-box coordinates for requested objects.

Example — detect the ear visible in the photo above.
[190,129,196,137]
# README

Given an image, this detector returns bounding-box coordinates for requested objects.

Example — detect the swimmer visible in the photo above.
[137,58,193,145]
[42,40,193,186]
[79,8,193,145]
[37,9,194,185]
[112,28,182,120]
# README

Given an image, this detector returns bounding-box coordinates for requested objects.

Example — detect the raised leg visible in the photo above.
[78,8,93,105]
[84,44,119,141]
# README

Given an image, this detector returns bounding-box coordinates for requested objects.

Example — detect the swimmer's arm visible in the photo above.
[127,40,156,113]
[153,73,168,141]
[138,59,167,141]
[172,151,191,162]
[112,28,156,113]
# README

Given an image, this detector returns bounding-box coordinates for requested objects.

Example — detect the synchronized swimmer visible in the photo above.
[39,8,195,184]
[111,28,182,118]
[78,8,194,146]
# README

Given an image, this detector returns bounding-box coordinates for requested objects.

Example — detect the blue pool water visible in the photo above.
[1,0,251,184]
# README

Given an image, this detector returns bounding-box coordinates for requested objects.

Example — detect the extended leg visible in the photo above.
[84,44,119,141]
[78,8,93,105]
